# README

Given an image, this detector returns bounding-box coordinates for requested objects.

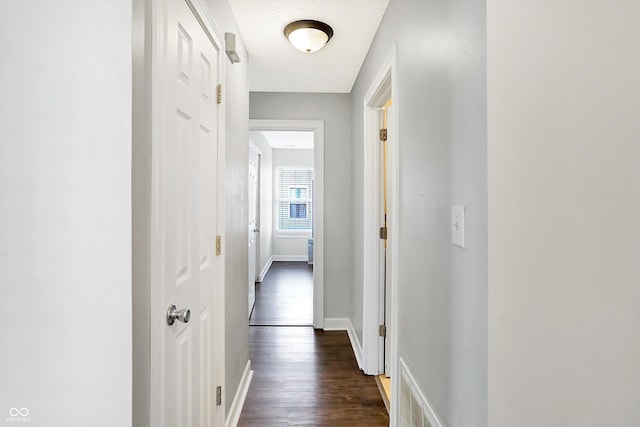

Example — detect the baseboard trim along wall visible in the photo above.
[259,255,310,282]
[398,358,442,427]
[225,360,254,427]
[257,256,273,282]
[324,318,363,370]
[272,255,308,262]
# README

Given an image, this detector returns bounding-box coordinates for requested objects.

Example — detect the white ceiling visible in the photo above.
[251,130,314,149]
[228,0,390,93]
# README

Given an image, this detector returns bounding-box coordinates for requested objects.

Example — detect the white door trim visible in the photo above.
[248,142,262,317]
[149,1,226,425]
[249,119,325,329]
[362,45,400,426]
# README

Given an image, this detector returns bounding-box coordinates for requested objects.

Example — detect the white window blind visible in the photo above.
[275,167,313,232]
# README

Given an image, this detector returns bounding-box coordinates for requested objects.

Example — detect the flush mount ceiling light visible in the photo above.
[283,20,334,53]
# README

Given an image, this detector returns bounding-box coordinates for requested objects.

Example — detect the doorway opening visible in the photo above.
[248,120,325,329]
[248,130,315,326]
[362,46,399,422]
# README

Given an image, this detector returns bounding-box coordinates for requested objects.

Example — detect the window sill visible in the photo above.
[274,231,312,239]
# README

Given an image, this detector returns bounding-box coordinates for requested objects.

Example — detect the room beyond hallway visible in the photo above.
[250,261,313,326]
[238,326,389,426]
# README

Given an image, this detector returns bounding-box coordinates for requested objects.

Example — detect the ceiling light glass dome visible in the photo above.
[284,20,334,53]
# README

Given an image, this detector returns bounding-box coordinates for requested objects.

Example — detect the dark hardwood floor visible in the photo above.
[250,261,313,326]
[238,327,389,426]
[240,261,388,426]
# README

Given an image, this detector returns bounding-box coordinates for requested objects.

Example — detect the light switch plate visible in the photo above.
[452,205,465,248]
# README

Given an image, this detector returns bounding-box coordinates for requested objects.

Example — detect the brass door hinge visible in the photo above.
[216,235,222,256]
[216,84,222,104]
[379,227,387,240]
[216,386,222,406]
[379,128,387,141]
[379,324,387,338]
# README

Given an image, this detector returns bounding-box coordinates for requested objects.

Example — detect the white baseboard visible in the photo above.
[272,255,308,262]
[257,256,273,282]
[225,360,254,427]
[323,318,350,330]
[398,358,442,427]
[258,255,309,282]
[324,318,363,371]
[347,321,364,370]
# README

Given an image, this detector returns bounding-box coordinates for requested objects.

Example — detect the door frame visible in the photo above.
[148,0,226,425]
[249,119,325,329]
[248,142,262,316]
[362,45,400,424]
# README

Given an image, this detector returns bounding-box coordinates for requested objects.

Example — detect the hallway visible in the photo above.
[240,262,388,426]
[4,1,639,426]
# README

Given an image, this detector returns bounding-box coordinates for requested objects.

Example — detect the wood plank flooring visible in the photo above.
[240,262,388,426]
[250,261,313,326]
[238,327,389,426]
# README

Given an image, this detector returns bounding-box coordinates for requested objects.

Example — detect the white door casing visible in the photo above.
[248,119,325,329]
[150,1,225,426]
[384,103,393,377]
[362,45,400,426]
[375,100,393,376]
[377,106,387,375]
[248,144,261,316]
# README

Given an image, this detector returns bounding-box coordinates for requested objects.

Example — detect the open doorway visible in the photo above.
[362,47,399,419]
[376,97,393,409]
[248,130,314,326]
[247,120,325,329]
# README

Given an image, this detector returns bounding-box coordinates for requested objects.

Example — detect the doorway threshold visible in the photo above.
[375,374,391,414]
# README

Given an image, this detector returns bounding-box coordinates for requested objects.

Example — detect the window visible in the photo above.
[276,167,313,233]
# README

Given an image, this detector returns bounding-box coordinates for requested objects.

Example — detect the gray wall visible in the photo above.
[0,1,133,425]
[250,93,353,319]
[487,1,640,425]
[351,0,488,425]
[203,0,251,415]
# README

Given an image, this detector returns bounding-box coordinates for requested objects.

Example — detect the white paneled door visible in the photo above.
[248,145,260,316]
[154,1,223,426]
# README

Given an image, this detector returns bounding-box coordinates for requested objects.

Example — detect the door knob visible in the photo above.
[167,304,191,325]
